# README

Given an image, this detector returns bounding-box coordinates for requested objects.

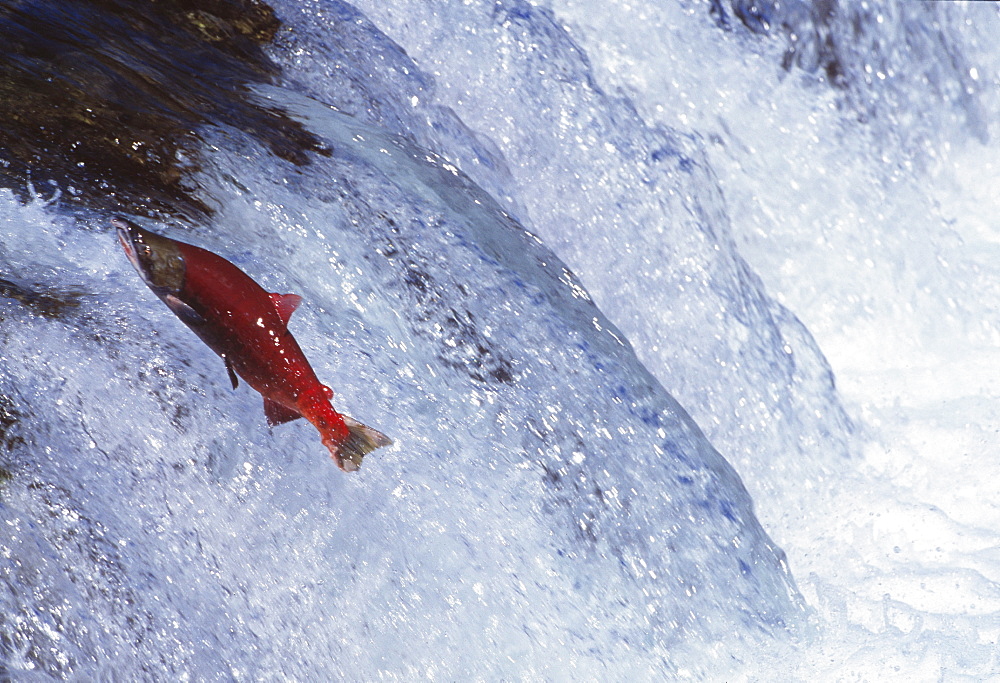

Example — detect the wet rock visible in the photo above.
[0,0,327,221]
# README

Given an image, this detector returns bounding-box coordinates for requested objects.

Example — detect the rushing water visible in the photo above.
[1,0,999,679]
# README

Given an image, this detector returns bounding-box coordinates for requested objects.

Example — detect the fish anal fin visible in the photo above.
[269,293,302,326]
[224,354,239,389]
[263,397,303,427]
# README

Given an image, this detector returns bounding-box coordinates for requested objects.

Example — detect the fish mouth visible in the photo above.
[113,218,142,271]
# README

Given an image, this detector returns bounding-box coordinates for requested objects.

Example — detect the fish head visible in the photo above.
[113,218,186,294]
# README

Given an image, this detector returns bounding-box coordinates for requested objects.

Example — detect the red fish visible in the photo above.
[115,218,391,471]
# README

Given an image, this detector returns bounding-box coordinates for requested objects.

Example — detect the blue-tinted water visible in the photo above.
[2,0,999,678]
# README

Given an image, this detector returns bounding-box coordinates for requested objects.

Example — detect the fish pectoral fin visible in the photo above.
[223,355,239,389]
[335,416,393,472]
[269,293,302,326]
[164,293,205,326]
[263,397,303,427]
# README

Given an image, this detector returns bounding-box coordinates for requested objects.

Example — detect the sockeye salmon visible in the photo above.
[115,218,391,471]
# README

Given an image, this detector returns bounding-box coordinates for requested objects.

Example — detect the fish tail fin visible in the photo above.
[329,416,393,472]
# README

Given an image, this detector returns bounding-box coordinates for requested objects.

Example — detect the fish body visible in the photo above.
[115,218,390,471]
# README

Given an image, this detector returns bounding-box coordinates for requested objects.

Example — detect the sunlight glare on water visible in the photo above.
[345,0,1000,677]
[2,0,1000,679]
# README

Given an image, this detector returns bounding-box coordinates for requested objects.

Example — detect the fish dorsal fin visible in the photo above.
[263,397,303,427]
[269,293,302,326]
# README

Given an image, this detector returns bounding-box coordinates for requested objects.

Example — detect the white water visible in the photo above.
[2,0,999,679]
[328,0,1000,677]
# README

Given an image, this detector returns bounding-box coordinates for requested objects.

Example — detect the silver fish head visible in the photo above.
[113,218,186,294]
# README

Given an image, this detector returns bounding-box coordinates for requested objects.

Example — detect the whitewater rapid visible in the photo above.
[1,0,999,679]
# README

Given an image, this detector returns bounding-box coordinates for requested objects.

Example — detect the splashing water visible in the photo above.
[1,0,999,679]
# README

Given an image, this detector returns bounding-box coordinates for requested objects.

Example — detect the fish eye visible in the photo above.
[134,233,186,292]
